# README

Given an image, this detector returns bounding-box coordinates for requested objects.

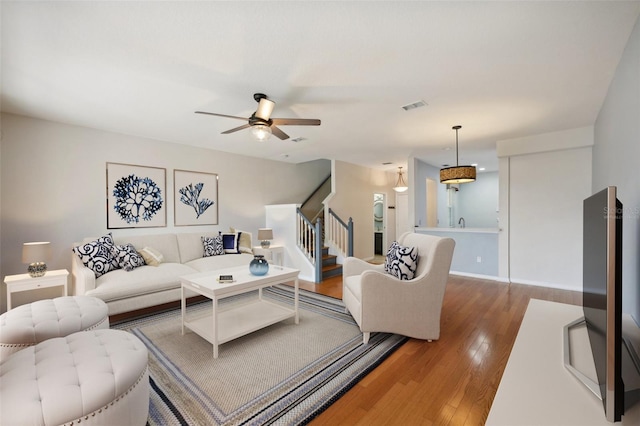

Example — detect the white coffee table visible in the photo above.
[180,265,300,358]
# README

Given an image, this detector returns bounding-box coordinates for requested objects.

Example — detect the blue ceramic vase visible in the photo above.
[249,255,269,276]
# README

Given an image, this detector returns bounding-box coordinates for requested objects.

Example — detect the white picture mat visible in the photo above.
[106,162,167,229]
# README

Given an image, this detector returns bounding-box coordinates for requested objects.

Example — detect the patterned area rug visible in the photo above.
[113,285,407,425]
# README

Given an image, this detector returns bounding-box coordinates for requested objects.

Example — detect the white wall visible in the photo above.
[497,127,593,290]
[593,16,640,320]
[329,160,395,260]
[0,113,330,311]
[457,172,499,228]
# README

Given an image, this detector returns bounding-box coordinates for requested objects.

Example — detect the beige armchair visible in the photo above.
[342,232,455,344]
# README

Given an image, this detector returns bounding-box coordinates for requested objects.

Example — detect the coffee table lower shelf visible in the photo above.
[183,299,296,356]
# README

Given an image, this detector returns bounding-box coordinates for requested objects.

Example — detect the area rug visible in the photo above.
[113,285,407,425]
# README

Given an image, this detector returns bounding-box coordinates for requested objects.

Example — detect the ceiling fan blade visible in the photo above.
[222,123,252,134]
[255,98,275,121]
[195,111,248,121]
[271,118,321,126]
[270,125,290,140]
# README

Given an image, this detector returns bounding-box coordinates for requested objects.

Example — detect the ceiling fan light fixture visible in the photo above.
[251,124,272,141]
[440,125,476,184]
[393,167,409,192]
[255,97,275,121]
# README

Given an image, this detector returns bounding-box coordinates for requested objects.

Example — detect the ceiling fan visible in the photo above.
[195,93,321,141]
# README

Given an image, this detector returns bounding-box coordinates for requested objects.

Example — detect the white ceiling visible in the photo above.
[2,1,639,173]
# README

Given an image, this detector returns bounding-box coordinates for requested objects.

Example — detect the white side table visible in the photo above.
[253,245,285,266]
[4,269,69,310]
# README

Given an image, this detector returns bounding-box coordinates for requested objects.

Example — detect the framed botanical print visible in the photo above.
[106,162,167,229]
[174,169,218,226]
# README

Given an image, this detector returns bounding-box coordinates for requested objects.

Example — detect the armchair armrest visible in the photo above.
[343,257,385,277]
[71,249,96,295]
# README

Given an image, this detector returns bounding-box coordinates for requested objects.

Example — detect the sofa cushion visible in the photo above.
[175,232,218,263]
[73,233,119,277]
[186,253,254,273]
[384,241,419,280]
[113,234,181,263]
[86,263,197,302]
[111,243,146,271]
[202,235,224,257]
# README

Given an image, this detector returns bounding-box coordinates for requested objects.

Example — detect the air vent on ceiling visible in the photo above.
[291,137,307,143]
[402,100,427,111]
[382,162,393,165]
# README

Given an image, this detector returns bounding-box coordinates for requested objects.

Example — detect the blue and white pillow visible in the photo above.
[221,232,240,254]
[111,243,146,272]
[203,235,224,257]
[73,233,119,277]
[384,241,419,280]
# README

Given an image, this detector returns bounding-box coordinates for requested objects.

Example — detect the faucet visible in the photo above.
[458,217,465,228]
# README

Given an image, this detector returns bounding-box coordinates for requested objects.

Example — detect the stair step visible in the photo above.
[322,254,337,267]
[322,263,343,279]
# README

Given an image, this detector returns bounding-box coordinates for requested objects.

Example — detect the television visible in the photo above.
[564,186,640,422]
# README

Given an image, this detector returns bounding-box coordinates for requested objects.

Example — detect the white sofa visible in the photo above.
[72,232,255,315]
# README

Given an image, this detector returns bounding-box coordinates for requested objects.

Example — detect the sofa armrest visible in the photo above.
[343,257,385,277]
[71,251,96,295]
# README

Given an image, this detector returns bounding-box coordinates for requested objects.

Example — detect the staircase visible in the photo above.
[321,246,342,279]
[295,175,353,282]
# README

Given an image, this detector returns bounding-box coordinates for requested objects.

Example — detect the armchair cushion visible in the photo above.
[384,241,419,280]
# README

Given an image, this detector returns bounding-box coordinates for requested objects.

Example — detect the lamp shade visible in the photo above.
[22,242,51,263]
[257,228,273,241]
[439,165,477,184]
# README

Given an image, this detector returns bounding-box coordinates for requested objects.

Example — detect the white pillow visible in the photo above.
[138,246,164,266]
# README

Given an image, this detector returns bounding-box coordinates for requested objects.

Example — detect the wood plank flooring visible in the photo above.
[293,274,582,426]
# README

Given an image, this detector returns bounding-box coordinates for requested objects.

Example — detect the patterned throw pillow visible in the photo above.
[202,235,224,257]
[72,233,119,277]
[111,243,146,272]
[384,241,419,280]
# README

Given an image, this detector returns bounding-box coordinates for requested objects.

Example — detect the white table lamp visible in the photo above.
[22,242,51,277]
[258,228,273,249]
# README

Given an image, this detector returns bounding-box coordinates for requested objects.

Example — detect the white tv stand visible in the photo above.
[487,299,640,425]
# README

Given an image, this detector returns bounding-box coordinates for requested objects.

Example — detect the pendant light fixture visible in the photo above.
[393,167,408,192]
[440,125,476,184]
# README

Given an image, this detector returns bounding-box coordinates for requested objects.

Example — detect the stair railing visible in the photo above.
[296,208,323,283]
[327,208,354,257]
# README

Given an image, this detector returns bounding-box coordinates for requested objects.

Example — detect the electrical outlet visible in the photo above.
[476,256,482,263]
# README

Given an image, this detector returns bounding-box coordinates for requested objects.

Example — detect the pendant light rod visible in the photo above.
[453,125,461,166]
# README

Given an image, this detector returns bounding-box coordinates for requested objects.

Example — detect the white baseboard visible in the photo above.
[450,271,501,281]
[507,277,581,292]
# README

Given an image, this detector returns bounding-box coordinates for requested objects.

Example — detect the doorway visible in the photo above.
[373,193,385,256]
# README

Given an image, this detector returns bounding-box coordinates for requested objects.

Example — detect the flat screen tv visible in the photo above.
[564,186,640,422]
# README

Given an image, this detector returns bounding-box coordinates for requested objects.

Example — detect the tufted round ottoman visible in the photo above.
[0,329,149,426]
[0,295,109,360]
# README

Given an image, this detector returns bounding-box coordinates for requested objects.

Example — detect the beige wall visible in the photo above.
[329,160,396,260]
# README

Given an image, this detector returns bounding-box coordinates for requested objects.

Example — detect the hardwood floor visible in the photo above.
[292,274,581,426]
